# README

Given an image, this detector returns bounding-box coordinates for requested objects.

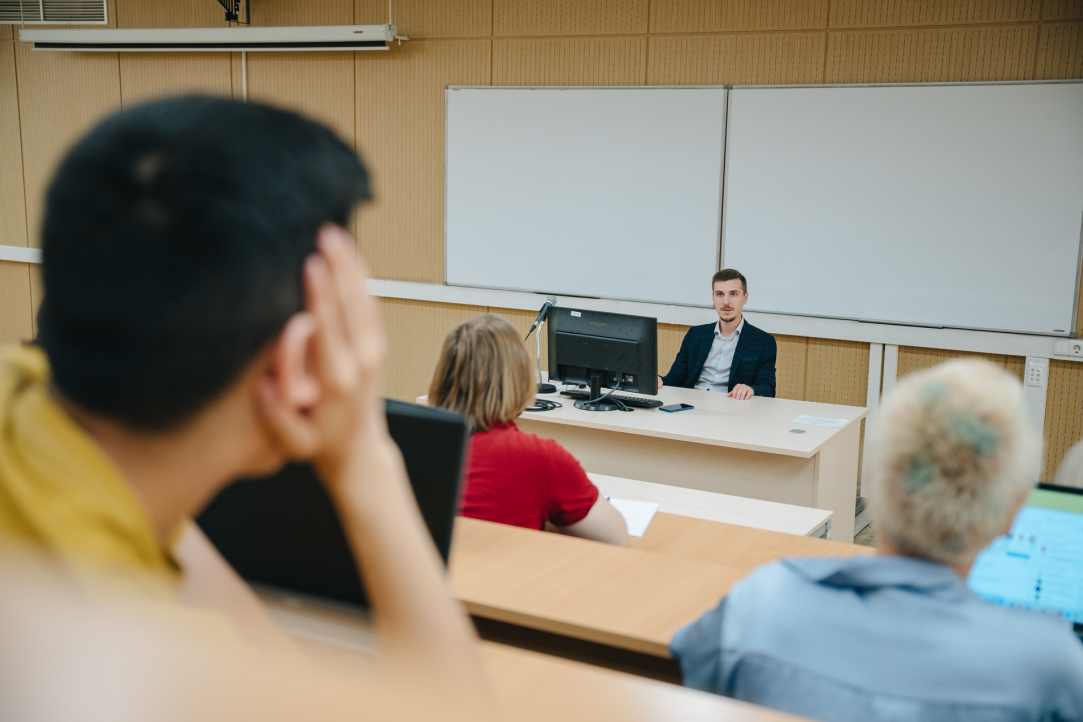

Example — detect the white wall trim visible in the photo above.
[0,245,42,264]
[860,343,884,496]
[881,345,900,398]
[370,279,1083,360]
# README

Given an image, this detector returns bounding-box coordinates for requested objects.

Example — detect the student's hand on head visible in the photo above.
[258,224,397,493]
[727,384,754,400]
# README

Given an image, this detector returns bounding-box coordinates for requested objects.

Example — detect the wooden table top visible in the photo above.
[258,588,809,722]
[449,515,873,658]
[423,386,867,457]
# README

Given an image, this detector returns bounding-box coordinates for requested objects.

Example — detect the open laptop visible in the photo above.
[197,399,469,610]
[967,483,1083,641]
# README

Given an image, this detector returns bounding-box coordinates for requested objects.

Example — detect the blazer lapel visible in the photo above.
[729,325,750,386]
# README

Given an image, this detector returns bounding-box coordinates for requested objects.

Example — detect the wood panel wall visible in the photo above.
[2,0,1081,479]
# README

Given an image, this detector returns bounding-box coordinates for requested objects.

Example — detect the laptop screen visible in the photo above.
[967,484,1083,629]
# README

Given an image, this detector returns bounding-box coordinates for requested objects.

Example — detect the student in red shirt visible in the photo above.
[429,315,629,546]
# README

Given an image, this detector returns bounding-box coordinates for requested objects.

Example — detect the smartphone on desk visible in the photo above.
[660,403,694,413]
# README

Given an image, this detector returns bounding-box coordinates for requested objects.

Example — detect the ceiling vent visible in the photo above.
[0,0,107,24]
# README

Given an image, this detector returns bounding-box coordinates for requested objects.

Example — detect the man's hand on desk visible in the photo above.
[728,384,754,400]
[657,376,664,390]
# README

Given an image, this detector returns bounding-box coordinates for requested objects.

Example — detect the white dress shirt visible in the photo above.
[694,317,744,392]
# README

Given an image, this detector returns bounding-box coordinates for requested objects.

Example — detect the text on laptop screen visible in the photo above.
[967,487,1083,624]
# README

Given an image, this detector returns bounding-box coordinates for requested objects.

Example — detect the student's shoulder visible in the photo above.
[486,423,565,461]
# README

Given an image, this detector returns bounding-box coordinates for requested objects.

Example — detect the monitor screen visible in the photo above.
[967,484,1083,627]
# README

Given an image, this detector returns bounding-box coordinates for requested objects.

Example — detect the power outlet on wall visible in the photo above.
[1026,359,1048,388]
[1053,340,1083,357]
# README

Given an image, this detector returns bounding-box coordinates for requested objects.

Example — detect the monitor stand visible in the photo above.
[573,371,622,412]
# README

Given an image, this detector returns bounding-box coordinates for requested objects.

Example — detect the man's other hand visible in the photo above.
[728,384,754,400]
[657,376,663,390]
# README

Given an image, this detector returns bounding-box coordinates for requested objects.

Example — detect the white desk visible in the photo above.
[420,387,866,542]
[590,473,833,539]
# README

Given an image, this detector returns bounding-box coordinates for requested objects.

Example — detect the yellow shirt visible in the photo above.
[0,344,176,576]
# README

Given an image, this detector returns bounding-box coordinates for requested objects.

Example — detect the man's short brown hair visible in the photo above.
[712,269,747,294]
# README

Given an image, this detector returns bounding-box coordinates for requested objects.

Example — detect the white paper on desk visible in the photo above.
[791,415,848,428]
[607,497,660,538]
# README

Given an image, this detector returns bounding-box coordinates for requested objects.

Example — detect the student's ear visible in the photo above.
[268,311,321,410]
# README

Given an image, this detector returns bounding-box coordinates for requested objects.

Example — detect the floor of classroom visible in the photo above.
[853,524,877,547]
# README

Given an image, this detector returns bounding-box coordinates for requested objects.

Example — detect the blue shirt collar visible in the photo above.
[781,555,971,600]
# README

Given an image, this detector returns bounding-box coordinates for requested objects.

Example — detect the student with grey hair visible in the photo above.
[670,359,1083,722]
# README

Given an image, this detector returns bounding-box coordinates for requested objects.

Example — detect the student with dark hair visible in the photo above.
[658,269,776,399]
[0,96,491,714]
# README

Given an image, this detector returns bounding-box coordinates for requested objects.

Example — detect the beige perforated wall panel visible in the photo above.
[355,40,490,283]
[115,0,224,28]
[1044,360,1083,482]
[14,42,122,248]
[495,0,648,37]
[492,38,647,85]
[1036,22,1083,78]
[357,0,490,37]
[247,52,356,146]
[379,298,487,400]
[896,347,1025,381]
[648,33,826,85]
[829,0,1039,28]
[826,25,1038,83]
[0,40,27,248]
[649,0,829,33]
[1044,1,1083,20]
[119,54,232,106]
[0,262,33,344]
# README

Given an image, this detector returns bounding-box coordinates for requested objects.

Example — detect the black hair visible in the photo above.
[37,95,371,431]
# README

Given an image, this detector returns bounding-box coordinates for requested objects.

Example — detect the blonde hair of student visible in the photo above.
[866,359,1040,565]
[429,315,534,432]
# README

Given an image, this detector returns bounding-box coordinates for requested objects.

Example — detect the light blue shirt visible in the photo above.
[694,318,744,392]
[671,555,1083,722]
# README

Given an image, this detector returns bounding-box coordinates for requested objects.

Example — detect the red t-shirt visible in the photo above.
[460,421,600,531]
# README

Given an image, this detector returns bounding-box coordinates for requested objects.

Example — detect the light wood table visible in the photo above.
[590,473,833,538]
[258,589,806,722]
[450,516,872,659]
[421,387,867,542]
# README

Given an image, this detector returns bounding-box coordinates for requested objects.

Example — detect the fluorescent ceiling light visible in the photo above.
[19,25,397,51]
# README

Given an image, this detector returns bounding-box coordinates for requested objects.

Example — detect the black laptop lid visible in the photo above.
[196,399,469,609]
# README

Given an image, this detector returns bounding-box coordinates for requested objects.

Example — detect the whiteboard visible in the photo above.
[445,87,727,307]
[723,83,1083,335]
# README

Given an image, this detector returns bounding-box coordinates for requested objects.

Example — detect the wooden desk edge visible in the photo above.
[460,599,673,658]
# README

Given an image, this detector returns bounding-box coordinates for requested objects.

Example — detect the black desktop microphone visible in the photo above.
[525,295,557,340]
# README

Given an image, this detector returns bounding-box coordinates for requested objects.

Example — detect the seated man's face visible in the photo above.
[712,280,747,324]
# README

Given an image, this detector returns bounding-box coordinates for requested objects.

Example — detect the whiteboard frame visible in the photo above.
[443,85,729,309]
[719,79,1083,337]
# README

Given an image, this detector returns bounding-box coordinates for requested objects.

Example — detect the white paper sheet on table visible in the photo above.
[791,415,848,428]
[607,497,660,538]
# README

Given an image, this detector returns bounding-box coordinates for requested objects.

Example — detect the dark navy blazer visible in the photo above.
[660,320,777,397]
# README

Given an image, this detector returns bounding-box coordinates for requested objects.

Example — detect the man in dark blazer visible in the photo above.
[658,269,776,399]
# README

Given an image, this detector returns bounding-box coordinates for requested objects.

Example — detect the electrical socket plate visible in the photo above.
[1054,339,1083,357]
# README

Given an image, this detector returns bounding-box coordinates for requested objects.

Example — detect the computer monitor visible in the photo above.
[196,399,469,610]
[546,307,657,411]
[967,483,1083,641]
